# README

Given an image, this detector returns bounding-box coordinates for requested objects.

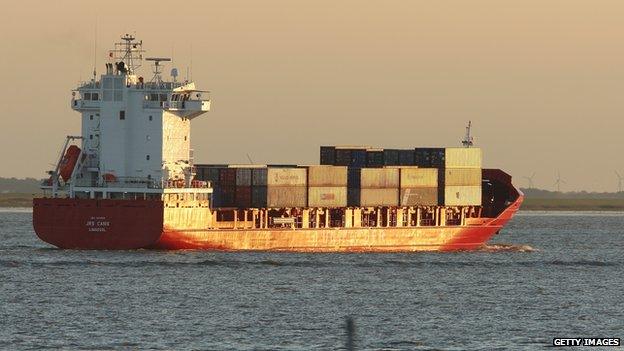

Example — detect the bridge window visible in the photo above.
[91,92,99,101]
[83,92,91,100]
[149,115,153,121]
[146,155,150,161]
[119,110,125,120]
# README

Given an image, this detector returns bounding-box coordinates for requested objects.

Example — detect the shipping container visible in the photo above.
[347,188,361,207]
[320,146,336,165]
[399,187,438,206]
[383,149,400,166]
[267,168,307,186]
[235,168,252,186]
[400,168,438,188]
[308,186,347,207]
[206,167,221,185]
[335,147,367,167]
[414,148,445,168]
[445,148,482,168]
[366,149,384,168]
[194,167,204,181]
[194,165,223,184]
[335,149,351,166]
[307,166,348,186]
[360,168,400,188]
[360,188,399,206]
[444,185,482,206]
[217,186,236,207]
[219,168,237,186]
[235,186,252,208]
[267,186,307,208]
[252,168,268,186]
[211,187,222,207]
[251,186,267,208]
[347,168,361,188]
[444,168,482,186]
[398,149,415,166]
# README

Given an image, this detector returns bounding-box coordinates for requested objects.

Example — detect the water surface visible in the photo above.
[1,209,622,350]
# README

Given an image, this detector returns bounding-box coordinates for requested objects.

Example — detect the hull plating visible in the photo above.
[32,193,522,252]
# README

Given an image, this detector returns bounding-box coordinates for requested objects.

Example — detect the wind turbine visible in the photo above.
[554,171,566,192]
[523,172,536,189]
[616,171,623,192]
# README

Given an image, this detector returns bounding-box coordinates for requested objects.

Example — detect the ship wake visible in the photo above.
[478,243,538,253]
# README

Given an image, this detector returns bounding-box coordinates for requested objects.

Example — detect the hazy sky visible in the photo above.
[1,1,623,191]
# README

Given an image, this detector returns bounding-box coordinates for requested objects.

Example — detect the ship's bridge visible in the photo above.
[71,78,210,118]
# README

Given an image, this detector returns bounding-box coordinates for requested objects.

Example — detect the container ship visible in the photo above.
[33,35,523,251]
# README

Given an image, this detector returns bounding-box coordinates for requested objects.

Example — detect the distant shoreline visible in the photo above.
[520,198,624,211]
[3,193,624,211]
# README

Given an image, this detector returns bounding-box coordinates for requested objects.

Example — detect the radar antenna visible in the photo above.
[145,57,171,83]
[462,121,474,148]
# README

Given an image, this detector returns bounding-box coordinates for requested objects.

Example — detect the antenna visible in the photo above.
[110,33,145,74]
[554,171,566,192]
[461,121,474,148]
[615,171,623,192]
[93,20,97,81]
[190,43,193,81]
[145,57,171,83]
[246,154,254,164]
[523,172,536,189]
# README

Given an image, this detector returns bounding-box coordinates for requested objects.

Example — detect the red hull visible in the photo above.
[32,192,523,252]
[33,198,164,250]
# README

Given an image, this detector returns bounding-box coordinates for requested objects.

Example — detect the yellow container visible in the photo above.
[308,186,347,207]
[445,148,482,168]
[360,188,399,206]
[444,168,482,186]
[267,186,307,207]
[307,166,348,187]
[360,168,399,188]
[444,185,482,206]
[267,168,307,186]
[400,168,438,188]
[399,188,438,206]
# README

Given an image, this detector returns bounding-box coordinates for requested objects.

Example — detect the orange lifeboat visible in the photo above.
[59,145,81,182]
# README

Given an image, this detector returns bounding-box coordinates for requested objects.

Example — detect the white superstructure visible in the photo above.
[45,34,211,200]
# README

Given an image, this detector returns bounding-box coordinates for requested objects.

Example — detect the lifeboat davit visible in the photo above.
[59,145,81,182]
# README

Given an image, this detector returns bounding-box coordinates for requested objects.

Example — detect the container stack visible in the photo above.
[414,148,445,168]
[251,168,268,208]
[195,146,483,209]
[266,168,307,208]
[194,165,266,208]
[319,146,483,207]
[366,148,385,168]
[306,166,347,207]
[399,168,439,206]
[359,168,400,206]
[442,148,482,206]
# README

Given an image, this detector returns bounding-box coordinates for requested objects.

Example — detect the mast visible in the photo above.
[462,121,474,148]
[109,34,144,74]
